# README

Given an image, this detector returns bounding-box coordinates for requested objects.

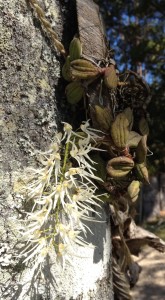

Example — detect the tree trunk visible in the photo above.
[0,0,113,299]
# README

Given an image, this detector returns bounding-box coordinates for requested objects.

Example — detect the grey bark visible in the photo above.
[0,0,113,299]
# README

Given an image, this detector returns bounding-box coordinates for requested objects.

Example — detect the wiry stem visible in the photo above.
[61,142,70,182]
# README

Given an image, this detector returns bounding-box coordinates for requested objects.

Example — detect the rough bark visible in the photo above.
[0,0,113,299]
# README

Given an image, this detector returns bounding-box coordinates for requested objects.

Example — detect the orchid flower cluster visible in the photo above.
[18,121,104,272]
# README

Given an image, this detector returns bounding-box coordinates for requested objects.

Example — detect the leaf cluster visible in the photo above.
[95,0,165,172]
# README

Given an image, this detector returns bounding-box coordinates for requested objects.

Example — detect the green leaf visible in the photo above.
[127,131,142,148]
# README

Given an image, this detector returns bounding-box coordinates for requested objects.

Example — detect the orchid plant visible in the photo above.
[18,121,104,274]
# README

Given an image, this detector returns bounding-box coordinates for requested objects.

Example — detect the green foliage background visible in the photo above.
[95,0,165,173]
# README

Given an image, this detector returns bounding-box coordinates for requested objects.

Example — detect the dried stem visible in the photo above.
[28,0,66,56]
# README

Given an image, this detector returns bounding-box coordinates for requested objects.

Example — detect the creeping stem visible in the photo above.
[28,0,66,56]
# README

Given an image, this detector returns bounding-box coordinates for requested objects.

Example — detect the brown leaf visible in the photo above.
[110,206,131,230]
[113,240,141,288]
[113,258,132,300]
[126,221,165,255]
[127,261,141,288]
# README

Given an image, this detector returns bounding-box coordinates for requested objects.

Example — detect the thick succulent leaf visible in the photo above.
[136,135,147,163]
[124,107,133,130]
[94,105,113,132]
[135,162,149,184]
[139,117,149,136]
[127,131,142,147]
[111,112,130,148]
